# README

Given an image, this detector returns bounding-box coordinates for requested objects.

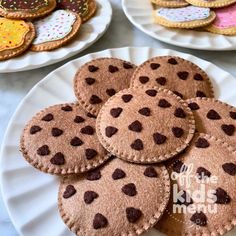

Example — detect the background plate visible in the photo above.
[1,47,236,236]
[122,0,236,51]
[0,0,112,73]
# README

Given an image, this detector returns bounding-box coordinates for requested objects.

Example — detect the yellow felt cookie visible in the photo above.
[185,0,236,8]
[151,0,189,8]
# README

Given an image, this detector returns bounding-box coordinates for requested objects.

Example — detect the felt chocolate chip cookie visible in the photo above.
[96,86,195,163]
[156,133,236,236]
[57,0,96,22]
[74,58,136,116]
[0,0,56,19]
[187,97,236,147]
[20,103,109,175]
[58,157,170,235]
[131,56,214,100]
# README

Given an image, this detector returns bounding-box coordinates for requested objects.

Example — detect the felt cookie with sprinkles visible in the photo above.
[131,56,214,100]
[20,103,109,175]
[0,0,56,19]
[57,0,96,22]
[0,18,35,61]
[96,86,195,163]
[31,10,81,51]
[156,133,236,236]
[58,158,170,236]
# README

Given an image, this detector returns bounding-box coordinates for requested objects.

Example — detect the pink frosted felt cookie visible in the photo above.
[185,0,236,8]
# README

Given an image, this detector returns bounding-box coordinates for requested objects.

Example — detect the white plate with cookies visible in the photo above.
[1,47,236,236]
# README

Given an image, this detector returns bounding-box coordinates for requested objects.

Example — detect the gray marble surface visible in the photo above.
[0,0,236,235]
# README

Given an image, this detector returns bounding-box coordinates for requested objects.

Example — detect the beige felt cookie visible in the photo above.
[156,133,236,236]
[58,157,170,236]
[131,56,214,100]
[20,103,109,175]
[96,86,195,163]
[151,0,189,8]
[185,0,236,8]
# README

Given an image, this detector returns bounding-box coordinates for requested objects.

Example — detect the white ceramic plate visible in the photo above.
[0,0,112,73]
[1,47,236,236]
[122,0,236,51]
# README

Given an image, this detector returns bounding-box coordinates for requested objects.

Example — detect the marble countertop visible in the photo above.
[0,0,236,235]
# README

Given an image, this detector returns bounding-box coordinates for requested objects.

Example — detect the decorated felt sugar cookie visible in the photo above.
[57,0,97,22]
[31,10,81,51]
[206,3,236,35]
[185,0,236,8]
[153,6,216,28]
[0,18,35,61]
[151,0,189,8]
[0,0,56,19]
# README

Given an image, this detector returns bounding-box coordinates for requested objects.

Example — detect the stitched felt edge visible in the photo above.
[151,0,189,8]
[58,160,171,236]
[185,0,236,8]
[205,24,236,36]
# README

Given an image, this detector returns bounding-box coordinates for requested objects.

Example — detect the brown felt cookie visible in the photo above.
[20,103,109,175]
[96,86,195,163]
[155,133,236,236]
[187,97,236,148]
[57,0,96,22]
[0,0,56,19]
[58,157,170,236]
[74,58,136,116]
[131,56,214,100]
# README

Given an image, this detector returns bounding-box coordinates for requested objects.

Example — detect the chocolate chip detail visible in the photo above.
[196,91,206,97]
[194,73,204,81]
[42,113,54,121]
[177,71,189,80]
[196,167,211,179]
[51,128,63,137]
[123,62,133,69]
[158,99,171,108]
[63,185,76,199]
[230,111,236,119]
[93,213,108,229]
[70,137,83,146]
[207,109,221,120]
[174,108,186,118]
[188,102,200,110]
[150,63,160,70]
[173,160,188,173]
[50,152,65,165]
[172,127,184,138]
[30,125,42,134]
[144,166,158,177]
[81,125,94,135]
[173,91,183,99]
[222,163,236,176]
[106,88,116,97]
[85,149,98,160]
[122,94,133,103]
[190,212,207,226]
[122,183,137,196]
[221,124,235,136]
[176,190,193,206]
[37,145,50,156]
[110,107,123,118]
[108,65,119,73]
[139,76,149,84]
[146,89,157,97]
[85,77,95,85]
[168,58,178,65]
[128,120,142,132]
[138,107,151,116]
[89,95,102,104]
[74,116,85,123]
[87,112,96,118]
[214,187,231,204]
[88,65,99,72]
[84,191,98,204]
[153,132,167,144]
[61,105,72,111]
[86,170,101,181]
[126,207,142,223]
[112,168,126,180]
[156,77,166,85]
[130,139,143,150]
[105,126,118,137]
[195,137,210,148]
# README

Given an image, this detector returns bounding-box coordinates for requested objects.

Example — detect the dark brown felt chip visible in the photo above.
[70,137,83,146]
[174,108,186,118]
[146,89,157,97]
[123,62,133,69]
[112,168,126,180]
[190,212,207,226]
[214,187,231,204]
[106,88,116,97]
[196,167,211,179]
[153,132,167,144]
[139,76,149,84]
[158,99,171,108]
[122,94,133,103]
[207,109,221,120]
[230,111,236,119]
[89,95,103,104]
[37,145,50,156]
[195,137,210,148]
[173,160,188,173]
[110,107,123,118]
[222,163,236,176]
[63,185,76,199]
[108,65,119,73]
[50,152,65,165]
[51,128,63,137]
[85,77,96,85]
[150,63,160,70]
[84,191,99,204]
[194,73,204,81]
[42,113,54,121]
[86,170,101,181]
[61,105,73,111]
[221,124,235,136]
[188,102,200,110]
[74,116,85,123]
[177,71,189,80]
[126,207,142,223]
[196,91,206,97]
[85,149,98,160]
[88,65,99,72]
[144,166,158,177]
[128,120,143,132]
[81,125,94,135]
[130,139,144,150]
[173,91,183,99]
[156,77,166,85]
[30,125,42,134]
[168,58,178,65]
[105,126,118,137]
[93,213,108,229]
[138,107,151,116]
[172,127,184,138]
[122,183,137,196]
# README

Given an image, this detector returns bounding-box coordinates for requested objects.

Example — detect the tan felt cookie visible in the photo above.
[187,98,236,148]
[155,133,236,236]
[58,157,170,236]
[185,0,236,8]
[0,0,56,19]
[20,103,109,175]
[74,57,137,116]
[96,86,195,163]
[57,0,97,22]
[131,56,214,100]
[151,0,189,8]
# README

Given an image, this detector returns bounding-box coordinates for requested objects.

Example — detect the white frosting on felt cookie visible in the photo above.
[156,6,210,22]
[33,10,76,45]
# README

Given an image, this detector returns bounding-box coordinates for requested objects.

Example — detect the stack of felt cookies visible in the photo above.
[20,56,236,236]
[151,0,236,36]
[0,0,97,61]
